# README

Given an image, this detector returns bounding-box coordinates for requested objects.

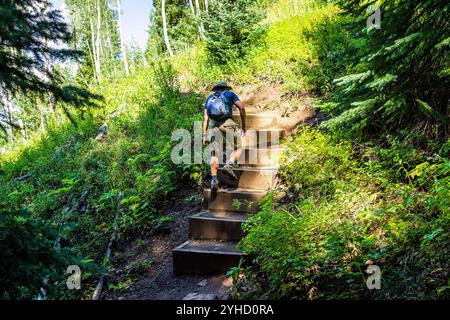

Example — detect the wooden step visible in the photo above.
[173,240,245,274]
[189,212,247,241]
[242,129,286,148]
[237,147,284,167]
[233,113,279,130]
[277,117,303,131]
[218,167,277,190]
[205,188,267,213]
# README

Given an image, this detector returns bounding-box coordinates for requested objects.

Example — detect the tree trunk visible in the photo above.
[116,0,129,76]
[86,34,97,83]
[204,0,209,12]
[96,0,102,79]
[195,0,201,12]
[92,192,123,300]
[1,93,15,144]
[90,17,100,82]
[20,119,28,142]
[195,0,205,38]
[161,0,174,57]
[43,0,55,110]
[188,0,195,16]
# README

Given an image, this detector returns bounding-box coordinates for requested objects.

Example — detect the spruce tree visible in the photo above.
[0,210,76,300]
[0,0,100,129]
[323,0,450,140]
[203,0,266,64]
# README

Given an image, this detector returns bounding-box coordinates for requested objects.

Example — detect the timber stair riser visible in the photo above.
[173,241,244,274]
[189,213,246,241]
[204,189,266,213]
[233,113,279,130]
[236,147,284,168]
[218,168,277,190]
[242,129,286,148]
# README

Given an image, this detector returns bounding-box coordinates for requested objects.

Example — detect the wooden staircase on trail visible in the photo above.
[172,112,295,274]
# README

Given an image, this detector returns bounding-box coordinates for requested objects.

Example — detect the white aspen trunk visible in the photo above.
[116,0,129,76]
[204,0,209,12]
[2,94,15,144]
[99,34,104,59]
[89,17,100,82]
[188,0,195,16]
[44,49,55,110]
[161,0,174,57]
[6,102,13,141]
[86,35,97,83]
[43,0,55,110]
[95,0,102,79]
[107,35,117,74]
[195,0,205,38]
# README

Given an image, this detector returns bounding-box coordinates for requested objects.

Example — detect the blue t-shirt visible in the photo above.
[205,91,240,119]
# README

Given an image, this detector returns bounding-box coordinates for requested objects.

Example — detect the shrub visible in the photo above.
[0,210,77,300]
[203,0,267,65]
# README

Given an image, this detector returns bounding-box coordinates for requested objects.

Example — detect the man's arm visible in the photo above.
[203,109,209,143]
[234,100,246,133]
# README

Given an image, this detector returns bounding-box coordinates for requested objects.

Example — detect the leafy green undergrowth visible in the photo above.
[240,128,449,299]
[0,60,204,299]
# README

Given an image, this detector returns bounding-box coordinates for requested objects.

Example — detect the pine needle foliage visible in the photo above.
[322,0,450,140]
[203,0,267,64]
[0,0,101,120]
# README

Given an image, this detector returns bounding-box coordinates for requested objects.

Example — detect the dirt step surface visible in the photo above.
[189,213,247,241]
[175,240,241,253]
[112,258,231,300]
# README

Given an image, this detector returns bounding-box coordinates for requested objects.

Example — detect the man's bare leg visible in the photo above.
[210,156,219,189]
[223,131,247,179]
[229,148,240,163]
[228,131,247,164]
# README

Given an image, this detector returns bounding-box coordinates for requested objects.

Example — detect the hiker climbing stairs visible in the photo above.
[172,112,291,274]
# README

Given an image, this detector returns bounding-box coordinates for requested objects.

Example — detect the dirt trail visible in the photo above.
[103,189,232,300]
[114,257,230,300]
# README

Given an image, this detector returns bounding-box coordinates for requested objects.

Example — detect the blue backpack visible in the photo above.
[206,92,232,121]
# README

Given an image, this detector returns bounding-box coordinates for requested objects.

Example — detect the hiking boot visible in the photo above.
[211,178,219,190]
[222,163,238,179]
